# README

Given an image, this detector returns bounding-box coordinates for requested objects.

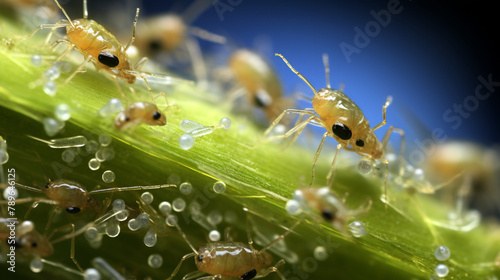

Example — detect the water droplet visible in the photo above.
[285,199,302,215]
[3,186,18,200]
[207,210,222,226]
[85,227,99,241]
[435,264,449,277]
[213,181,226,194]
[102,170,115,183]
[30,259,43,273]
[147,254,163,268]
[348,221,367,238]
[43,117,63,137]
[179,182,193,195]
[141,192,154,204]
[128,219,140,231]
[179,134,195,150]
[54,104,71,121]
[434,245,450,261]
[173,197,186,212]
[219,117,231,129]
[313,246,329,261]
[224,211,237,224]
[105,218,120,238]
[158,201,172,215]
[166,215,178,226]
[99,98,123,117]
[112,199,125,211]
[85,140,99,153]
[84,268,101,280]
[54,61,72,73]
[137,213,150,227]
[209,230,221,241]
[31,55,43,66]
[358,159,372,175]
[62,149,76,163]
[88,158,101,171]
[43,67,60,80]
[99,135,112,146]
[144,228,157,247]
[179,119,203,132]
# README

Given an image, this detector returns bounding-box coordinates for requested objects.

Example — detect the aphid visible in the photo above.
[287,187,371,237]
[0,219,53,258]
[134,0,226,82]
[166,214,301,280]
[228,49,293,123]
[263,53,405,200]
[114,101,166,130]
[422,141,500,217]
[26,0,188,99]
[14,178,176,216]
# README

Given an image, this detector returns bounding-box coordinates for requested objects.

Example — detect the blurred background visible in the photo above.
[45,0,500,149]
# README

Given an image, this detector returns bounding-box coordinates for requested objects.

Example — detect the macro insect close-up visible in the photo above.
[0,0,499,279]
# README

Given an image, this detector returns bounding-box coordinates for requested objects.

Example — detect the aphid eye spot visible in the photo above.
[356,139,365,147]
[149,39,162,51]
[321,210,334,221]
[45,183,50,189]
[31,242,38,248]
[124,116,131,122]
[66,207,81,214]
[98,52,119,67]
[197,254,204,263]
[241,269,257,280]
[332,123,352,140]
[153,111,162,120]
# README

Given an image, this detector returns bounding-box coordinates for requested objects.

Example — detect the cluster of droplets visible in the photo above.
[348,221,367,238]
[431,245,450,278]
[84,199,130,248]
[178,117,231,150]
[30,55,72,97]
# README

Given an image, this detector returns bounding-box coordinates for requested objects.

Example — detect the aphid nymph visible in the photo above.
[263,53,404,202]
[166,213,301,280]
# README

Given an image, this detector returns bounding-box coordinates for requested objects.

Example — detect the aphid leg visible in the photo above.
[183,270,208,279]
[124,8,140,51]
[44,207,60,234]
[371,96,393,132]
[70,224,85,273]
[257,259,286,280]
[259,219,301,253]
[82,0,88,19]
[112,77,128,101]
[23,21,69,45]
[134,57,149,71]
[50,39,75,62]
[309,132,329,187]
[184,37,208,88]
[245,212,255,250]
[261,109,320,144]
[224,226,233,242]
[53,0,75,28]
[189,26,227,44]
[64,56,92,84]
[166,252,197,280]
[326,143,343,187]
[381,126,405,176]
[24,199,59,220]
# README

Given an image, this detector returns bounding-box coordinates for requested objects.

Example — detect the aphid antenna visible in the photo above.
[275,53,318,96]
[53,0,75,28]
[13,182,44,193]
[170,215,198,254]
[322,53,331,89]
[182,0,213,24]
[88,184,177,195]
[124,8,140,52]
[83,0,88,20]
